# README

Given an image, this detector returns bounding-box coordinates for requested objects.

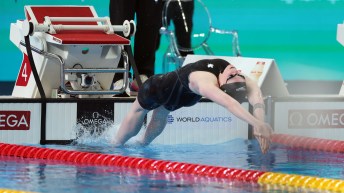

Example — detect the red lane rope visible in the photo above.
[272,134,344,153]
[0,143,265,183]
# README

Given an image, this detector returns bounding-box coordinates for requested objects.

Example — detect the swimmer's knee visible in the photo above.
[152,106,170,118]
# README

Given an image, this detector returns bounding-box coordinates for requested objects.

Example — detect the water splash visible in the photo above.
[72,121,118,146]
[71,121,146,148]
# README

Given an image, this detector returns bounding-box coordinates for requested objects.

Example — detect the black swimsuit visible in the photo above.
[137,58,230,111]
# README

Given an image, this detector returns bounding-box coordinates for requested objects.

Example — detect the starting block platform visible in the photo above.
[10,5,135,99]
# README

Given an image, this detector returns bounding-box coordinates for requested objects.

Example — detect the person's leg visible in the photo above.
[139,106,170,145]
[109,0,136,32]
[134,0,164,78]
[112,99,149,146]
[109,0,136,83]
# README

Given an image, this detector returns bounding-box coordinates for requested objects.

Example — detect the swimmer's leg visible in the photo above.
[140,106,170,145]
[112,99,149,146]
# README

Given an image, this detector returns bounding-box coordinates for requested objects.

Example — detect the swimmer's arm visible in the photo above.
[202,85,272,154]
[199,83,261,127]
[245,76,265,122]
[195,78,272,154]
[189,71,263,126]
[242,76,273,153]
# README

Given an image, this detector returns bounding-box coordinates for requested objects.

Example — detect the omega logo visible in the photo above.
[0,111,31,130]
[81,112,108,125]
[289,111,303,127]
[288,109,344,128]
[92,112,100,119]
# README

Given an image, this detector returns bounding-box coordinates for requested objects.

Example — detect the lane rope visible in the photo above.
[272,134,344,153]
[0,143,343,192]
[0,189,36,193]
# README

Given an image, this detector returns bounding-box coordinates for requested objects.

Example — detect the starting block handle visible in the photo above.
[22,17,136,37]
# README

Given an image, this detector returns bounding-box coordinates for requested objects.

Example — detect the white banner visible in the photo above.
[149,102,249,145]
[0,103,41,144]
[274,101,344,140]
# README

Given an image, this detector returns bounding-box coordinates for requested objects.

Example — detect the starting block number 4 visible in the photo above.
[16,54,32,87]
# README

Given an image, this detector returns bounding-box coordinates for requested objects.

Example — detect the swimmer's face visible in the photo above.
[219,65,245,86]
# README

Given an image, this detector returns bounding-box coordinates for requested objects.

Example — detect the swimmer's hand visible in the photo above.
[253,122,273,154]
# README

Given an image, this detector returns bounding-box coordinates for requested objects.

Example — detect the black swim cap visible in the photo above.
[220,82,247,103]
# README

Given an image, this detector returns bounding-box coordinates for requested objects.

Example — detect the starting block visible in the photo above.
[10,6,136,98]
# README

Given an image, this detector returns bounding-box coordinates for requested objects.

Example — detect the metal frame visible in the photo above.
[160,0,241,72]
[20,41,130,95]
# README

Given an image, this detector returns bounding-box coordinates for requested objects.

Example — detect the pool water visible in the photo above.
[0,138,343,193]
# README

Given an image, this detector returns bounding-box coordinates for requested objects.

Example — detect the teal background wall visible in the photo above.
[1,0,343,82]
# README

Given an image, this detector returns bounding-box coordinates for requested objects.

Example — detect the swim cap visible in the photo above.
[220,82,247,103]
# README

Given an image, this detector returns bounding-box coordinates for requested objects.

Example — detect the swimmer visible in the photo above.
[112,58,273,154]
